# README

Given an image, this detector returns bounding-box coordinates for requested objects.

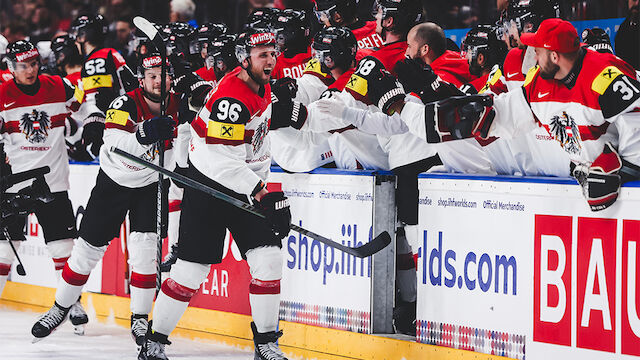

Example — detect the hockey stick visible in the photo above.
[2,227,25,276]
[110,147,392,258]
[133,16,167,293]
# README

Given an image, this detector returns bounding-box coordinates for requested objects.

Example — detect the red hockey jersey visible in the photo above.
[190,66,272,195]
[352,21,383,51]
[0,69,13,83]
[430,50,476,87]
[195,66,217,83]
[271,48,312,80]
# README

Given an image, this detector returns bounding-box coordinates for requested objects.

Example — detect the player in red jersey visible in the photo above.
[71,14,138,159]
[51,34,94,162]
[460,25,508,93]
[271,9,312,80]
[0,40,89,334]
[189,22,228,83]
[31,51,179,346]
[314,0,383,58]
[138,26,292,360]
[499,0,561,90]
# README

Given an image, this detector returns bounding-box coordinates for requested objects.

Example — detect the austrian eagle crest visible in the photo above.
[20,109,50,143]
[549,111,581,155]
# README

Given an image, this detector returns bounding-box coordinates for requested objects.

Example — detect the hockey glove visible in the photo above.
[271,77,298,103]
[255,191,291,240]
[395,58,438,100]
[367,69,406,115]
[424,95,495,143]
[573,143,622,211]
[270,101,308,130]
[81,121,105,158]
[169,53,191,78]
[136,116,176,145]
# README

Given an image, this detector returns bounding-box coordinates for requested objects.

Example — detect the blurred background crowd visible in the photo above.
[0,0,634,45]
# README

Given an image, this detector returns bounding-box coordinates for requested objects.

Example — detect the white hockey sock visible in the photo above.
[128,232,159,315]
[47,239,74,283]
[0,275,7,298]
[246,246,283,333]
[56,238,106,308]
[152,259,209,336]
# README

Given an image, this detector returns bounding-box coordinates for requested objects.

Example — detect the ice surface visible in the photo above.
[0,306,254,360]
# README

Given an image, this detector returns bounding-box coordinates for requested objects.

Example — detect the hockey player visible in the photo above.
[31,51,179,346]
[189,22,228,82]
[138,26,292,360]
[270,26,358,172]
[0,40,88,332]
[460,25,508,93]
[581,27,614,54]
[271,9,312,80]
[51,34,94,162]
[314,0,383,57]
[71,14,138,159]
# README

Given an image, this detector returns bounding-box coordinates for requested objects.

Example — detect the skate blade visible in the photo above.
[32,336,46,344]
[73,324,85,335]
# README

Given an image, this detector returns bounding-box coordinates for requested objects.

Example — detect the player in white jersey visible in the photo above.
[137,26,292,360]
[31,52,179,346]
[0,40,90,331]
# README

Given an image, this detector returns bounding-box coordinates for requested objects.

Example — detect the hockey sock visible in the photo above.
[56,238,106,308]
[152,259,209,336]
[128,232,159,315]
[0,264,9,297]
[246,246,282,333]
[46,239,74,281]
[396,228,417,303]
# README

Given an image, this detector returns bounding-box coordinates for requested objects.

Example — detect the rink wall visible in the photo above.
[3,163,640,359]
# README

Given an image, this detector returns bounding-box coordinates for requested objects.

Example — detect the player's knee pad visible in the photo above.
[169,259,210,290]
[245,246,283,281]
[0,240,19,265]
[66,237,107,275]
[127,232,158,274]
[47,238,74,270]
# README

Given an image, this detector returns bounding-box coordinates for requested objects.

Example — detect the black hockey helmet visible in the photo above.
[50,34,82,75]
[314,0,358,25]
[581,28,613,54]
[189,22,228,56]
[161,22,196,58]
[235,23,277,63]
[5,40,40,72]
[206,34,238,79]
[461,25,508,76]
[70,14,108,46]
[246,7,282,30]
[312,26,357,72]
[503,0,561,34]
[272,9,311,53]
[373,0,423,36]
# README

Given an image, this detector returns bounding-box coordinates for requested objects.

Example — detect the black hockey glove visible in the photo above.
[425,94,495,143]
[395,58,438,97]
[172,165,189,189]
[66,139,94,162]
[136,116,175,145]
[82,121,105,158]
[572,143,622,211]
[367,69,406,115]
[271,77,298,103]
[255,191,291,240]
[270,101,308,130]
[169,53,192,78]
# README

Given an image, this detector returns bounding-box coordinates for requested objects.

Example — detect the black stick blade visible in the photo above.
[16,264,26,276]
[353,231,391,258]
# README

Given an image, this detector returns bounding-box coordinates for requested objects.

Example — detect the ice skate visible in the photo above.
[251,322,289,360]
[69,297,89,335]
[138,322,171,360]
[31,302,70,342]
[131,314,149,348]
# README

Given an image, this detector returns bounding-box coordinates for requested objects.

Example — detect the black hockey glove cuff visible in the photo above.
[271,77,298,103]
[573,143,622,211]
[136,116,175,145]
[255,191,291,240]
[270,101,308,130]
[367,69,406,115]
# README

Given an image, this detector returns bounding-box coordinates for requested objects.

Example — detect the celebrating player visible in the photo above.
[137,26,292,360]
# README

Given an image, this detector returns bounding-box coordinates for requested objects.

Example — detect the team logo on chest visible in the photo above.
[549,111,581,155]
[252,119,268,154]
[20,110,50,143]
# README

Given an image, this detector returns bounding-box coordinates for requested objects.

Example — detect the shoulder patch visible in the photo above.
[303,58,329,77]
[592,66,624,95]
[523,66,539,87]
[344,73,368,96]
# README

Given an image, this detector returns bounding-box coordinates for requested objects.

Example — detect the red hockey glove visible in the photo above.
[255,191,291,240]
[573,143,622,211]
